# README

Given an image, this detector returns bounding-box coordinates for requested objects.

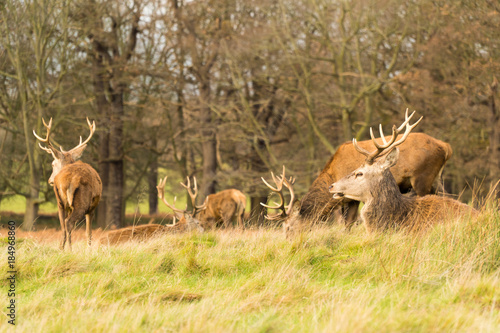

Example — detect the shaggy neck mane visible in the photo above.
[361,170,415,230]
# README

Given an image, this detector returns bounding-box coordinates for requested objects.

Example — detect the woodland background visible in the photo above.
[0,0,499,230]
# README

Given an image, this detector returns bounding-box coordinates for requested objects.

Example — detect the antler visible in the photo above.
[180,176,207,214]
[61,117,96,153]
[33,118,58,158]
[157,176,188,217]
[353,108,423,165]
[260,165,297,220]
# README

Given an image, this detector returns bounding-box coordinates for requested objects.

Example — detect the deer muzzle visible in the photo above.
[328,183,345,200]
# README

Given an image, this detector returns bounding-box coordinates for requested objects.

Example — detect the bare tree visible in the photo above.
[71,0,142,228]
[0,0,71,230]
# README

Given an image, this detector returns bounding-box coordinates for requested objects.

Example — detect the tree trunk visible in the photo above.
[489,80,500,200]
[148,148,158,215]
[201,134,217,198]
[97,128,110,228]
[22,111,40,231]
[106,96,125,228]
[200,82,217,198]
[93,56,110,229]
[23,177,39,231]
[250,195,267,226]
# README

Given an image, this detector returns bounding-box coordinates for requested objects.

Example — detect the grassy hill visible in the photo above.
[1,207,499,332]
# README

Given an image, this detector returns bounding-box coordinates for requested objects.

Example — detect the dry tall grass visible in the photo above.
[1,201,499,332]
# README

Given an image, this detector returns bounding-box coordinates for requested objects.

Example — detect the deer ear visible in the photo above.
[69,144,87,160]
[379,148,399,170]
[52,149,64,161]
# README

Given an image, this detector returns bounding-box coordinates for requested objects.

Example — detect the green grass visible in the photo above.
[1,207,499,332]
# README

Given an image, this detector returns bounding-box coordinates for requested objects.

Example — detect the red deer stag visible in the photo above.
[157,175,207,231]
[33,118,102,250]
[261,166,300,235]
[98,176,204,245]
[265,109,452,234]
[329,113,477,232]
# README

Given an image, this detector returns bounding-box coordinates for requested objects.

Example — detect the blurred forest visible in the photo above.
[0,0,499,230]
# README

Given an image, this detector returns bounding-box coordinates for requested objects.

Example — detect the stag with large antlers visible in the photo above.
[34,118,102,250]
[157,176,207,231]
[270,109,453,236]
[329,112,477,231]
[98,176,205,245]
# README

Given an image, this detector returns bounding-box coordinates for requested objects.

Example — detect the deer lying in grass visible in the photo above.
[34,118,102,250]
[99,176,204,245]
[328,112,477,232]
[262,109,453,236]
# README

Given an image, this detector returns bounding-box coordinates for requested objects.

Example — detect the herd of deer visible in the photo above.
[33,109,477,250]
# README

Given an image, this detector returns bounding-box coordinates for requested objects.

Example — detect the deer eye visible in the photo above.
[355,172,364,178]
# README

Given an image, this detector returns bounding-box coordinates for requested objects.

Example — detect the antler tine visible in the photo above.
[397,108,415,132]
[356,109,423,164]
[157,176,186,215]
[261,168,285,212]
[378,124,388,145]
[260,165,297,219]
[370,125,398,150]
[64,117,96,153]
[282,176,297,216]
[180,176,205,213]
[260,183,285,210]
[388,112,423,150]
[33,117,56,154]
[190,176,207,211]
[352,138,371,158]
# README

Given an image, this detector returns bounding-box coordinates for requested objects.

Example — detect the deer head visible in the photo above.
[157,176,206,232]
[329,109,423,203]
[33,117,96,186]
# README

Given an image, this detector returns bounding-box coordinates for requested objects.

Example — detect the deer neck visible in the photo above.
[360,172,415,230]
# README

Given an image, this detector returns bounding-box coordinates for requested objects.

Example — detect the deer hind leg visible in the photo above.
[85,214,92,247]
[237,210,244,229]
[59,209,67,250]
[55,187,67,250]
[65,208,86,251]
[411,175,434,196]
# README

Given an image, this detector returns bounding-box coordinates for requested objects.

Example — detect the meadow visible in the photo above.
[1,205,499,332]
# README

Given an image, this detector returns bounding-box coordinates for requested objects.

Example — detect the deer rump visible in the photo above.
[199,189,247,228]
[299,132,452,221]
[53,161,101,214]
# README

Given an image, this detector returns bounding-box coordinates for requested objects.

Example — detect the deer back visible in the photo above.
[199,189,246,221]
[99,224,166,245]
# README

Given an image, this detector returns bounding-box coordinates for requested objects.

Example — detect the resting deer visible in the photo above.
[34,118,102,250]
[99,176,204,245]
[328,111,477,232]
[263,109,453,237]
